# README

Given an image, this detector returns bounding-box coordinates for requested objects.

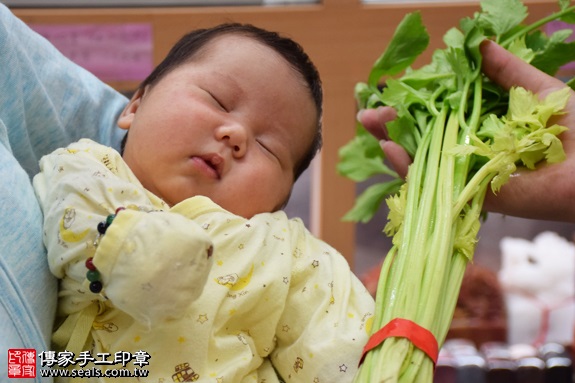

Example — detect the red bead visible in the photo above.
[115,207,126,214]
[85,257,96,270]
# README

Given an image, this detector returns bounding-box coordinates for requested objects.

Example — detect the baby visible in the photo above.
[34,23,374,382]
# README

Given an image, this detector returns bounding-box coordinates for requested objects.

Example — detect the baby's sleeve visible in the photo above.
[33,144,213,327]
[94,207,213,327]
[270,222,375,383]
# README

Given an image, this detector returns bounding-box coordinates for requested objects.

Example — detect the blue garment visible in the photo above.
[0,4,128,380]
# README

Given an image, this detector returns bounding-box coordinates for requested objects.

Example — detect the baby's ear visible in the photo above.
[117,89,144,130]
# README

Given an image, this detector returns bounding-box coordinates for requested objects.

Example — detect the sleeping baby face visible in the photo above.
[117,34,318,218]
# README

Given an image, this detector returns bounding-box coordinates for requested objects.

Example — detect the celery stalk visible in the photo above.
[339,1,575,382]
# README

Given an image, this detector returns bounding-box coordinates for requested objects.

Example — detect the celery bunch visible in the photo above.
[337,1,575,382]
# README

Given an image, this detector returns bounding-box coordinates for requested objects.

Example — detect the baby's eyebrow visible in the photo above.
[211,71,244,99]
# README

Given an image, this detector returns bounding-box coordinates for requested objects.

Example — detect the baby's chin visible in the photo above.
[162,189,284,219]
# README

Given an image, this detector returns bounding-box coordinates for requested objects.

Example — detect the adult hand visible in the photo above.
[358,40,575,222]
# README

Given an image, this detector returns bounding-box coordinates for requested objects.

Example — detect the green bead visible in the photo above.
[86,269,101,282]
[106,214,116,225]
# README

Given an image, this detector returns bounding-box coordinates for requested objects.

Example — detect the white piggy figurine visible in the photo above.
[498,231,575,346]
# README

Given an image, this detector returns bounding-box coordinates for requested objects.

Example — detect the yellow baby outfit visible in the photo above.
[33,139,375,383]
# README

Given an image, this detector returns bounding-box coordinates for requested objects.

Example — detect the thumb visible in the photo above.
[480,40,567,98]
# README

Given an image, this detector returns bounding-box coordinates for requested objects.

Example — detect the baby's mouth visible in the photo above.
[195,154,223,179]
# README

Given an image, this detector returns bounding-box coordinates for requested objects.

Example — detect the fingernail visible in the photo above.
[356,110,364,122]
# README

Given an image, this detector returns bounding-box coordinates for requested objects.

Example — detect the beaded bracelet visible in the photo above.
[87,207,125,294]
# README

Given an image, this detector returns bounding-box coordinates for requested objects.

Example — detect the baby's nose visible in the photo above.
[216,124,247,158]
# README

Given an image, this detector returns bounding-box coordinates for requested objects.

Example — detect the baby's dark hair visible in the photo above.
[122,22,323,182]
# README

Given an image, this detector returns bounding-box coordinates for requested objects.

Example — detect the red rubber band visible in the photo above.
[359,318,439,366]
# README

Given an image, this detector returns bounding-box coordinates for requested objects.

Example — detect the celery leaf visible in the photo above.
[477,0,528,38]
[368,12,429,87]
[337,127,398,182]
[384,183,407,239]
[342,180,404,223]
[386,115,420,157]
[530,32,575,75]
